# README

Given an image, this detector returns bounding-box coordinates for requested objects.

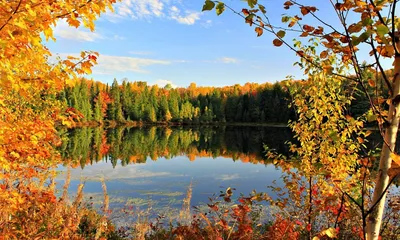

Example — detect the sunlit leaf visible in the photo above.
[376,24,389,38]
[321,227,337,238]
[255,27,263,37]
[216,2,225,15]
[320,50,328,58]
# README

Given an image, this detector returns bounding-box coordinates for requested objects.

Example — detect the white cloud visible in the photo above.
[201,19,213,28]
[53,20,125,42]
[112,0,165,19]
[118,4,133,17]
[57,53,170,74]
[170,6,179,13]
[215,174,241,181]
[113,34,126,40]
[171,11,201,25]
[93,55,171,74]
[109,0,201,25]
[57,162,175,181]
[219,57,238,64]
[53,20,103,42]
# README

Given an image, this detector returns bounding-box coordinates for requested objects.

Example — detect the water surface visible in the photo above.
[57,126,292,224]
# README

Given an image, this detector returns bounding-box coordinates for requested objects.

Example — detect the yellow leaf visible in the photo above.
[28,7,36,17]
[10,152,20,158]
[390,153,400,165]
[82,67,92,74]
[44,27,53,41]
[321,227,337,238]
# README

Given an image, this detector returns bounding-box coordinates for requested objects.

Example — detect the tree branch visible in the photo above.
[0,0,22,32]
[292,0,345,37]
[222,3,358,82]
[55,0,93,19]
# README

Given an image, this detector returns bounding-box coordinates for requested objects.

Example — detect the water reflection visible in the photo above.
[59,126,292,168]
[57,126,291,225]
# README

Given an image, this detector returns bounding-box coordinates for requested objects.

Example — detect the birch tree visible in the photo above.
[202,0,400,239]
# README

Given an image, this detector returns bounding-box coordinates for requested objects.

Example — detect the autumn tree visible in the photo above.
[202,0,400,239]
[109,78,124,122]
[0,0,116,238]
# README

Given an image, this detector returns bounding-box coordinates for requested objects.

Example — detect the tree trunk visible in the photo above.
[366,36,400,240]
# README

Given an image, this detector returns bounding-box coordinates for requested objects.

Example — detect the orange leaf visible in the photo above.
[283,1,294,9]
[301,7,310,15]
[303,24,315,32]
[348,23,362,34]
[368,79,376,87]
[300,32,309,37]
[255,27,263,37]
[388,162,400,180]
[273,38,283,47]
[320,50,329,58]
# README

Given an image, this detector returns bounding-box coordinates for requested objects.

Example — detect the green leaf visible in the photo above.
[281,16,290,23]
[277,30,286,38]
[202,0,215,11]
[366,110,377,122]
[247,0,258,8]
[357,30,372,43]
[216,2,225,15]
[329,131,339,142]
[351,36,361,46]
[294,40,301,48]
[376,24,389,38]
[258,4,266,14]
[362,17,373,26]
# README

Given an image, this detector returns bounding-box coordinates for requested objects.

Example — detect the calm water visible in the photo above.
[56,126,292,224]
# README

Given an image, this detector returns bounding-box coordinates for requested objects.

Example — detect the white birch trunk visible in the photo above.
[366,37,400,240]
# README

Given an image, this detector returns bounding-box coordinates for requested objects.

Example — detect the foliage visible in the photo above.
[0,0,118,238]
[202,0,400,239]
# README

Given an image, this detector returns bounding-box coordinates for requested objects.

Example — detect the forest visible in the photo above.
[60,77,377,126]
[61,78,294,125]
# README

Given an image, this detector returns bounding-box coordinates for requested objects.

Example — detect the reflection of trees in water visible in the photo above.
[60,126,292,168]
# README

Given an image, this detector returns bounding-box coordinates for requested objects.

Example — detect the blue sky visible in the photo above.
[45,0,386,88]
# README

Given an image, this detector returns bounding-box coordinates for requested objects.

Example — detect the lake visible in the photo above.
[56,126,292,225]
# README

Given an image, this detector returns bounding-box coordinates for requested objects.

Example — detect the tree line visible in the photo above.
[59,79,296,125]
[60,76,384,126]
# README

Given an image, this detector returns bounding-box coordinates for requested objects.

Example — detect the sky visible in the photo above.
[45,0,389,88]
